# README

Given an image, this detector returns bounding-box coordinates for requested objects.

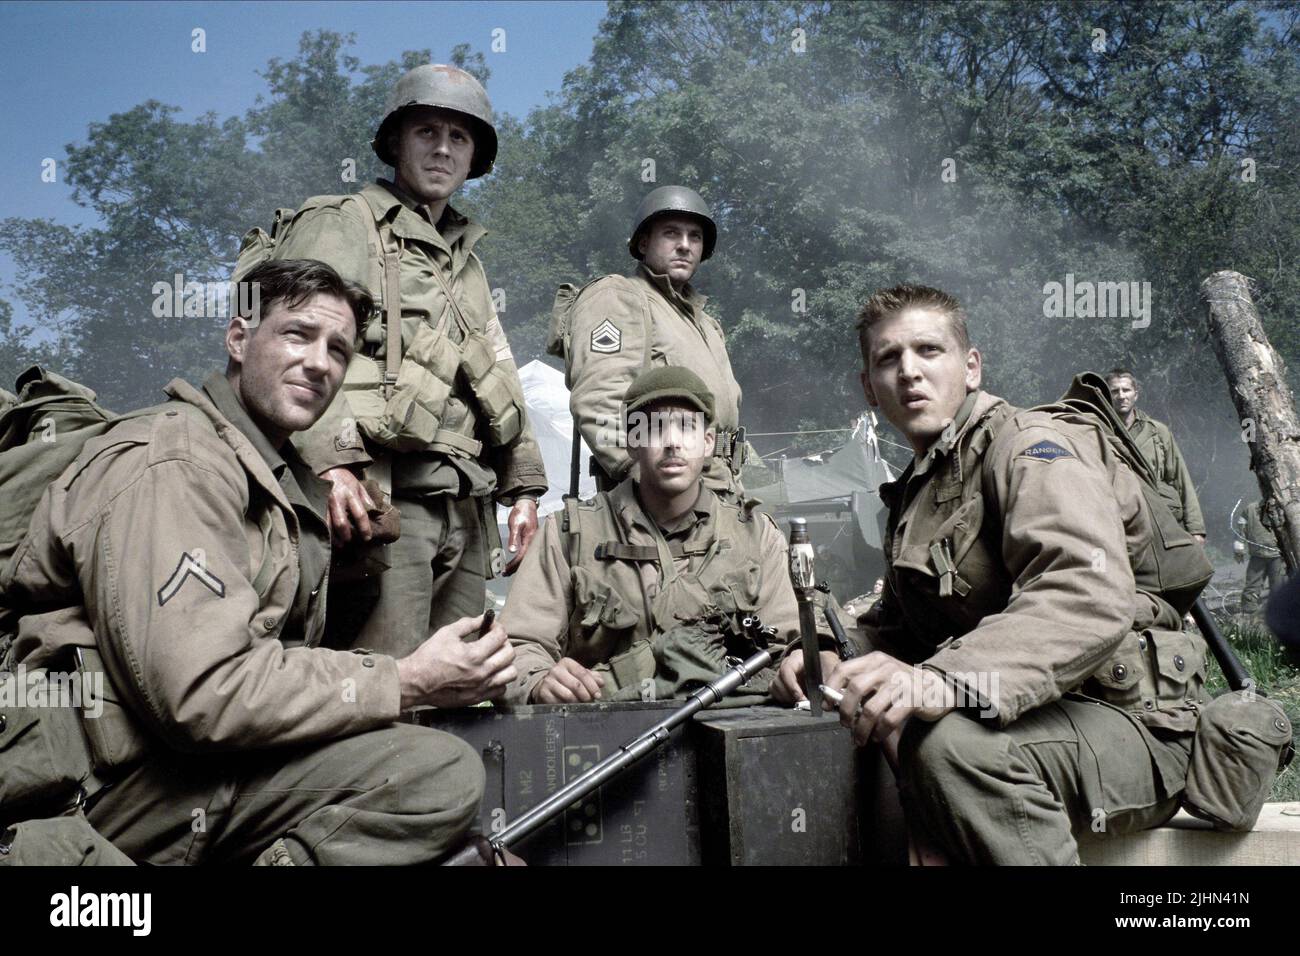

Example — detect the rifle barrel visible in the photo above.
[1190,597,1254,693]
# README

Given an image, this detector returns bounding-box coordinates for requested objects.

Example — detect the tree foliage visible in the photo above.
[2,2,1296,532]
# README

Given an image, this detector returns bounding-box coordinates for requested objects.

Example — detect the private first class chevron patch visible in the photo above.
[1017,439,1075,462]
[157,551,226,606]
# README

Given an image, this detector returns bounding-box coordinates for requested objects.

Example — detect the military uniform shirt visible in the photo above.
[1127,409,1205,536]
[201,373,331,646]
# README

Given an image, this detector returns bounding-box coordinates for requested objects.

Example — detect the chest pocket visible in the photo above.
[246,496,294,610]
[567,566,640,665]
[890,421,1012,648]
[703,559,761,618]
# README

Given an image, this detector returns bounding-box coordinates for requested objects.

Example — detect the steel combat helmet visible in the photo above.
[628,185,717,261]
[372,64,498,178]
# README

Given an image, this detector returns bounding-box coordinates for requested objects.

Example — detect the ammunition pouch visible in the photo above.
[591,641,657,700]
[458,330,524,449]
[0,662,96,828]
[70,646,149,778]
[1182,691,1294,831]
[0,810,134,866]
[1084,628,1208,734]
[345,319,459,453]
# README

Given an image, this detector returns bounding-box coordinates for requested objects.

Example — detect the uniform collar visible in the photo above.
[165,375,328,519]
[201,372,287,476]
[635,262,708,315]
[611,476,715,538]
[910,390,1002,479]
[366,180,487,255]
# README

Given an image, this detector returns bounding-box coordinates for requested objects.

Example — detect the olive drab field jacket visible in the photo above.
[857,390,1210,756]
[566,265,744,493]
[500,480,801,703]
[1128,410,1205,537]
[272,180,547,503]
[2,376,402,770]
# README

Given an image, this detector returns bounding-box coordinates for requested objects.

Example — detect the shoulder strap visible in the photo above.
[634,281,656,373]
[345,194,403,400]
[561,496,584,569]
[428,250,474,343]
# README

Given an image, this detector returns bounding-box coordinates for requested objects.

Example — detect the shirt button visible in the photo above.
[1173,655,1185,672]
[1276,718,1289,733]
[0,714,6,733]
[1111,663,1127,681]
[263,618,276,631]
[1143,699,1155,710]
[362,657,375,668]
[1137,636,1147,650]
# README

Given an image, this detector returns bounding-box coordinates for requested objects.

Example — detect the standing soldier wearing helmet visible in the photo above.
[264,64,548,658]
[555,186,747,498]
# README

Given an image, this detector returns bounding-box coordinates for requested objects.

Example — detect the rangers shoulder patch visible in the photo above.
[590,319,622,354]
[1018,440,1074,462]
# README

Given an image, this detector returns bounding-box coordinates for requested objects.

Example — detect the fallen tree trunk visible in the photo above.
[1201,270,1300,573]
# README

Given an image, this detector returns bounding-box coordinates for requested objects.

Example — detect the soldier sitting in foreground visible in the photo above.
[501,367,815,705]
[2,259,515,864]
[773,284,1213,864]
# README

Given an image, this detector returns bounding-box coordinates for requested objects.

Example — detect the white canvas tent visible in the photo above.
[497,359,595,521]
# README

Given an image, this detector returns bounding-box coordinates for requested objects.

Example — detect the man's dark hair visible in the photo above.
[856,284,971,368]
[1105,367,1140,390]
[234,258,371,337]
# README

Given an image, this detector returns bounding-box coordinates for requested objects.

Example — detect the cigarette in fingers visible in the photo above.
[820,684,844,706]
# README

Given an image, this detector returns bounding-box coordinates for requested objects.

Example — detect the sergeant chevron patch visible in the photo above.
[157,551,226,606]
[1018,440,1074,462]
[590,319,622,353]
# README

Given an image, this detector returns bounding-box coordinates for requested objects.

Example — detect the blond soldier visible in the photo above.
[775,284,1212,865]
[2,260,514,864]
[501,367,812,705]
[267,65,547,657]
[564,186,747,497]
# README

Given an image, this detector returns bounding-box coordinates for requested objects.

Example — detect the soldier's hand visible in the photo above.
[1193,534,1206,546]
[532,658,605,704]
[322,467,374,546]
[825,652,953,748]
[770,649,840,706]
[397,614,517,710]
[503,499,539,575]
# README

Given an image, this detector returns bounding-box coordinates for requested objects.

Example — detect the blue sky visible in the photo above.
[0,0,607,321]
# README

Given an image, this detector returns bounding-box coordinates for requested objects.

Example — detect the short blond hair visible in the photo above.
[856,284,970,368]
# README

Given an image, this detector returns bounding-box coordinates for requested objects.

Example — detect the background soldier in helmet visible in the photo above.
[1106,367,1206,543]
[266,64,549,658]
[556,186,747,498]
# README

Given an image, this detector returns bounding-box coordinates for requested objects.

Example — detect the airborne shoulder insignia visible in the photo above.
[590,319,622,354]
[1018,440,1074,462]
